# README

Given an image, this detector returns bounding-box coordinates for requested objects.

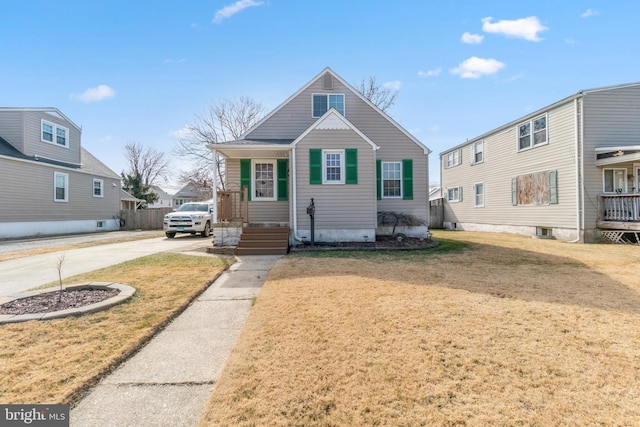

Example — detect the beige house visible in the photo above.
[440,82,640,243]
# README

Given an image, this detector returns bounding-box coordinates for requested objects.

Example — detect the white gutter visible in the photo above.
[290,146,307,243]
[570,98,581,242]
[211,150,218,224]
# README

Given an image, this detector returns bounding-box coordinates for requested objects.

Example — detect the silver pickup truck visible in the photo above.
[163,202,213,238]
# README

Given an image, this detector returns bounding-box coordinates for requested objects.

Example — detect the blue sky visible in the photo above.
[2,1,639,191]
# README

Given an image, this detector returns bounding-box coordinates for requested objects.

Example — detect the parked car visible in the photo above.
[163,202,213,238]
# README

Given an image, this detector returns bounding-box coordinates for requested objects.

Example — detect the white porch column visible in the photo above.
[211,150,218,224]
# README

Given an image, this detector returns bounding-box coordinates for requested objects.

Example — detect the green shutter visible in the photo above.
[309,149,322,184]
[549,170,558,204]
[376,160,382,200]
[277,159,288,201]
[240,159,251,201]
[346,149,358,184]
[511,177,518,206]
[402,159,413,200]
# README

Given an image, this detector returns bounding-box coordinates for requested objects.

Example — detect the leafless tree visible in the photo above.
[123,141,171,186]
[355,76,399,113]
[173,97,265,190]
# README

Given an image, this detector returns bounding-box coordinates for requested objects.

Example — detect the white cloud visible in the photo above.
[213,0,264,24]
[481,16,548,42]
[565,37,576,44]
[450,57,505,79]
[383,80,402,91]
[581,8,599,18]
[418,68,442,77]
[74,85,115,102]
[171,125,193,140]
[461,32,484,44]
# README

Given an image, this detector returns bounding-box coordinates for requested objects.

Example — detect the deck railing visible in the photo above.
[599,194,640,222]
[217,186,248,223]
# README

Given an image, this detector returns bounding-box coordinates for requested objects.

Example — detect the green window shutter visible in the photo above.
[376,160,382,200]
[345,149,358,184]
[240,159,251,201]
[309,149,322,185]
[277,159,288,201]
[549,170,558,204]
[511,177,518,206]
[402,159,413,200]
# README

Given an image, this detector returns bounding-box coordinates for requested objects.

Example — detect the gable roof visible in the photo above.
[0,107,82,132]
[240,67,430,154]
[291,108,379,150]
[81,148,120,178]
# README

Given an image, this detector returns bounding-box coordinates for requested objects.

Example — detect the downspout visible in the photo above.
[211,150,218,224]
[291,146,306,242]
[569,98,581,242]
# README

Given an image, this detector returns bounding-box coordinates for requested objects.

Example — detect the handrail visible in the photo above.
[217,186,248,223]
[599,194,640,222]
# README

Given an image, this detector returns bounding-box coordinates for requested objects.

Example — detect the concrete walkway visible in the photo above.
[70,255,281,427]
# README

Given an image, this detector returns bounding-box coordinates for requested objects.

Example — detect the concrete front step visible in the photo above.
[238,239,288,248]
[236,247,288,255]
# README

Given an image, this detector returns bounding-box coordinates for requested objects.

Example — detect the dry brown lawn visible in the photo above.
[0,252,229,404]
[201,231,640,426]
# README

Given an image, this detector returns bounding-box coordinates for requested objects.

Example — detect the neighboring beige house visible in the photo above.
[0,107,121,238]
[440,82,640,243]
[210,67,431,244]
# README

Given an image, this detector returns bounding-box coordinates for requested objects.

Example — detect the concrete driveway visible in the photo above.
[0,233,213,297]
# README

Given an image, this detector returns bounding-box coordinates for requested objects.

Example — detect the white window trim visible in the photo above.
[473,182,485,207]
[517,114,548,152]
[382,161,402,198]
[447,186,461,203]
[472,140,484,165]
[93,178,104,198]
[54,172,69,202]
[312,93,346,118]
[251,159,277,201]
[602,168,627,193]
[41,119,69,148]
[322,149,345,184]
[444,149,461,169]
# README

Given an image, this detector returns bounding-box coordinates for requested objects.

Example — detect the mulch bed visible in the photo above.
[0,288,119,315]
[291,236,438,251]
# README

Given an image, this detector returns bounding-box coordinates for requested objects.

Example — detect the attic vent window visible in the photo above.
[322,73,333,90]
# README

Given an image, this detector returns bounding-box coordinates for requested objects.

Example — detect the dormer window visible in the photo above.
[312,94,345,117]
[42,119,69,148]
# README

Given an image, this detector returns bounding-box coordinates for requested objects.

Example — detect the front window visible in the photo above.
[42,120,69,147]
[603,168,627,193]
[253,160,276,200]
[54,172,68,202]
[93,179,103,197]
[324,150,344,184]
[518,115,547,151]
[473,140,484,164]
[313,93,345,117]
[444,149,461,168]
[474,182,484,207]
[447,186,461,203]
[382,162,402,198]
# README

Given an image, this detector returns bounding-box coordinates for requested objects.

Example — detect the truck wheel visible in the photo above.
[166,232,176,239]
[201,222,211,238]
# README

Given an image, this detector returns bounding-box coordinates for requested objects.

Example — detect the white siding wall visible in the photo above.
[442,100,579,238]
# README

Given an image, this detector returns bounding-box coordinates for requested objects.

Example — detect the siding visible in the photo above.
[0,157,120,223]
[295,129,376,230]
[582,85,640,229]
[21,111,81,164]
[0,110,26,152]
[442,100,578,230]
[226,158,290,222]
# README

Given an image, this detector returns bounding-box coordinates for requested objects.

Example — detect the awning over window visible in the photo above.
[595,145,640,166]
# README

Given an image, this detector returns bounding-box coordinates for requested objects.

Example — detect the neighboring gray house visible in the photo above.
[0,107,121,238]
[210,67,431,245]
[440,82,640,243]
[146,185,174,209]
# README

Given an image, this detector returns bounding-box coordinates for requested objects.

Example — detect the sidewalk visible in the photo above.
[70,255,281,427]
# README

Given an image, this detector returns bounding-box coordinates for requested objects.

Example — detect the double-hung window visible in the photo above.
[603,168,626,193]
[93,179,104,197]
[323,150,344,184]
[54,172,68,202]
[312,94,345,117]
[472,140,484,164]
[518,115,547,151]
[474,182,485,207]
[42,119,69,147]
[382,162,402,198]
[253,160,276,200]
[444,149,461,168]
[447,186,462,203]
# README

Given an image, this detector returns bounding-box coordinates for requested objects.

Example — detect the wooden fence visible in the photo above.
[429,199,444,229]
[120,208,174,230]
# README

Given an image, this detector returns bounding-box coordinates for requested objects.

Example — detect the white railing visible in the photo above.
[599,194,640,222]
